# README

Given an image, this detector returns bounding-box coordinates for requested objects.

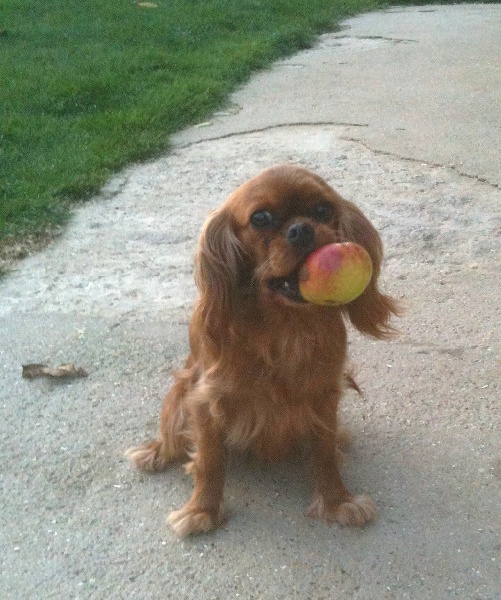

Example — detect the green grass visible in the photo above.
[0,0,481,250]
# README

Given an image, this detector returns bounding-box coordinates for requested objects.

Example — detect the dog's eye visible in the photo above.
[250,210,278,230]
[312,203,334,223]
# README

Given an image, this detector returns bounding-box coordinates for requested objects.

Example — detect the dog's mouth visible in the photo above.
[267,271,305,303]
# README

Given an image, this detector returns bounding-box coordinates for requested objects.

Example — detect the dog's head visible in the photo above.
[194,165,398,346]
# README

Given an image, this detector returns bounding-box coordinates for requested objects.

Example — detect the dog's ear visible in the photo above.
[192,208,248,357]
[338,200,400,338]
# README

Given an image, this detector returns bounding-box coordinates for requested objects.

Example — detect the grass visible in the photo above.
[0,0,485,260]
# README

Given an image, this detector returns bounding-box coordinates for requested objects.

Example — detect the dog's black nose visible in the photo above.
[286,222,315,250]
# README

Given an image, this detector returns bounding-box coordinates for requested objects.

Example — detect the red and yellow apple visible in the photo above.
[299,242,373,306]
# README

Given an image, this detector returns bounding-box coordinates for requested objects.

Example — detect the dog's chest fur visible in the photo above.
[209,309,347,460]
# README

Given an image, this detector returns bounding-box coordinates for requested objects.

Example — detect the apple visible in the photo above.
[299,242,373,306]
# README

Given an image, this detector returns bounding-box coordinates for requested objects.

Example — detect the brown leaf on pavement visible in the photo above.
[22,363,88,379]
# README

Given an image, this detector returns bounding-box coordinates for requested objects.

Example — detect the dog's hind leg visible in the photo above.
[126,358,197,472]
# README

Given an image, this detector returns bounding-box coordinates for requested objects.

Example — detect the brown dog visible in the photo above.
[127,165,399,537]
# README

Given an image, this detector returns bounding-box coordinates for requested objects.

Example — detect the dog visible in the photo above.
[126,164,399,537]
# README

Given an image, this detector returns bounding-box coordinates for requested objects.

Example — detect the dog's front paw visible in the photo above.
[167,505,224,538]
[306,493,376,526]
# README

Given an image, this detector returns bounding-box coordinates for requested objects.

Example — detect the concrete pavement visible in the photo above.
[1,5,500,599]
[175,3,501,187]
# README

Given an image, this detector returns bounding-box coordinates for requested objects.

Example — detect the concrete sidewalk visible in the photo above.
[1,5,500,599]
[174,3,501,187]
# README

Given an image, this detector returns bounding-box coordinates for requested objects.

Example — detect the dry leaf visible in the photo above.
[22,363,88,379]
[136,2,158,7]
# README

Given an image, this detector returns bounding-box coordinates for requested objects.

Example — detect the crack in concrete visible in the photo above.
[175,122,499,190]
[341,135,500,190]
[100,172,132,200]
[173,121,369,148]
[334,34,418,44]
